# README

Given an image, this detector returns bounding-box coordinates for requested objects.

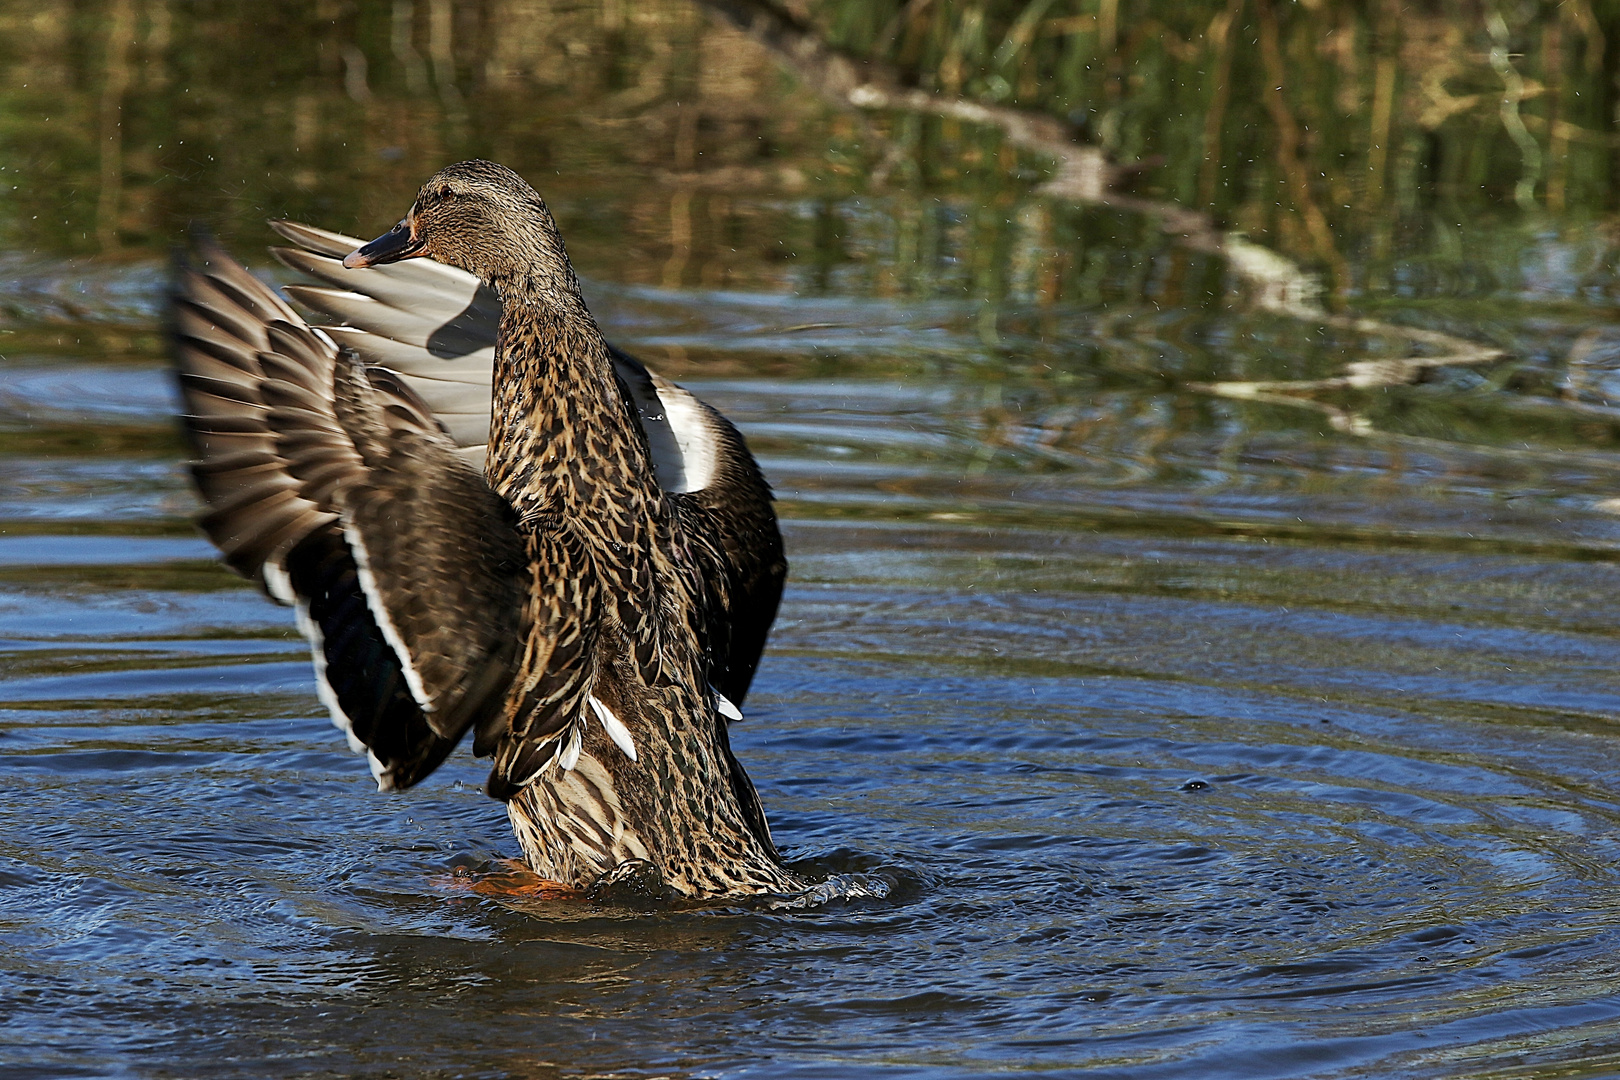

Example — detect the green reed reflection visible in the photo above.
[2,0,1616,308]
[812,0,1619,285]
[5,0,1620,506]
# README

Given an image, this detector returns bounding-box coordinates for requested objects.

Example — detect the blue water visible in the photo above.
[7,260,1620,1078]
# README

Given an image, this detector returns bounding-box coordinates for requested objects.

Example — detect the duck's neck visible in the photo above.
[483,285,656,526]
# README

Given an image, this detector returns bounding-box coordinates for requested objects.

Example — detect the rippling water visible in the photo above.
[10,2,1620,1077]
[10,263,1620,1078]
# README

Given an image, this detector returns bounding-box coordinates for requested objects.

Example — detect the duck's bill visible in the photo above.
[343,220,423,268]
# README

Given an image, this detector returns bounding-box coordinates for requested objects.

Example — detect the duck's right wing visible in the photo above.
[172,238,528,791]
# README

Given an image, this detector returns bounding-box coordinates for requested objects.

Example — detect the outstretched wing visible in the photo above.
[267,220,786,706]
[172,237,527,790]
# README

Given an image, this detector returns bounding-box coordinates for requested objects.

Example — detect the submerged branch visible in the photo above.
[692,0,1508,430]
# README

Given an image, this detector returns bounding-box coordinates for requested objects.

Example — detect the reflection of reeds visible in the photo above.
[95,0,133,253]
[703,0,1521,441]
[1253,0,1343,286]
[804,0,1614,283]
[1196,0,1239,211]
[5,0,1618,493]
[0,0,1612,331]
[0,0,814,259]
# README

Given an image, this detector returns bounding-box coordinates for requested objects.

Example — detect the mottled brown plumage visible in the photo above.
[172,160,798,898]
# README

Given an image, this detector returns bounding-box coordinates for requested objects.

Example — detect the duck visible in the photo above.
[171,159,801,899]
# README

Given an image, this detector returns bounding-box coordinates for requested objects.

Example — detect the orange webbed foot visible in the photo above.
[442,858,586,900]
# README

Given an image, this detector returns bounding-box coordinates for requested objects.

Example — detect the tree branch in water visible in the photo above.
[692,0,1506,424]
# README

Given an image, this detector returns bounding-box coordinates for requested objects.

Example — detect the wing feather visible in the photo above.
[267,222,721,495]
[171,237,525,790]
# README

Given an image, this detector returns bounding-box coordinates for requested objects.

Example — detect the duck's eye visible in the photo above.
[416,188,454,216]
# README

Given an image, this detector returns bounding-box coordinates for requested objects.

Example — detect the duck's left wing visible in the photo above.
[172,238,527,790]
[661,389,786,707]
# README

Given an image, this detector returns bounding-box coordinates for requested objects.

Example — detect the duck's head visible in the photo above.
[343,159,577,300]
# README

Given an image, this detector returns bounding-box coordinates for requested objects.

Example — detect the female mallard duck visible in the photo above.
[172,159,800,898]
